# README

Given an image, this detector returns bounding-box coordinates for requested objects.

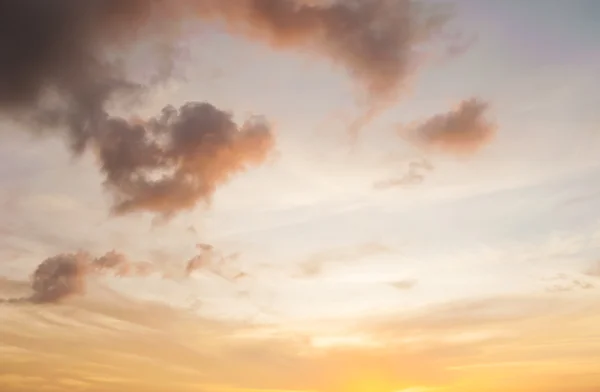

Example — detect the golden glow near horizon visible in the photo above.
[1,1,600,392]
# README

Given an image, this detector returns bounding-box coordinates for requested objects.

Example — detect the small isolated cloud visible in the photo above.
[402,98,496,156]
[186,243,247,282]
[295,242,393,278]
[92,251,155,278]
[374,158,434,190]
[389,279,418,291]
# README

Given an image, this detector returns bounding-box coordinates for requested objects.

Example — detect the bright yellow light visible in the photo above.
[337,371,396,392]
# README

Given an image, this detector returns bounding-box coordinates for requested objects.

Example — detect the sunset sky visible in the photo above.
[1,1,600,391]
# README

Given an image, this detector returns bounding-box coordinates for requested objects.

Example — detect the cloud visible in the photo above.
[295,242,393,278]
[0,1,468,218]
[92,251,155,277]
[193,0,462,138]
[389,279,418,290]
[195,0,452,103]
[186,243,247,282]
[402,98,496,155]
[0,244,246,304]
[25,252,90,304]
[543,273,596,293]
[98,103,275,216]
[3,291,600,392]
[0,1,276,218]
[374,158,433,189]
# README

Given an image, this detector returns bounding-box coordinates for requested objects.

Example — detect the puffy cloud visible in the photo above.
[28,253,90,303]
[98,103,274,216]
[402,98,496,155]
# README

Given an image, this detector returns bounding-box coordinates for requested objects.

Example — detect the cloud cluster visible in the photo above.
[402,98,496,156]
[1,244,243,304]
[0,0,490,220]
[0,0,461,217]
[0,0,277,217]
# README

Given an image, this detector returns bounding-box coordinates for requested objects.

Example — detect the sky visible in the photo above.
[0,0,600,391]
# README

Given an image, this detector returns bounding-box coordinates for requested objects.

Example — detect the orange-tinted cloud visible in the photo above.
[92,251,155,277]
[0,1,276,217]
[402,98,496,155]
[193,0,456,137]
[0,1,463,217]
[28,253,90,304]
[99,103,275,216]
[186,243,247,281]
[193,0,451,103]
